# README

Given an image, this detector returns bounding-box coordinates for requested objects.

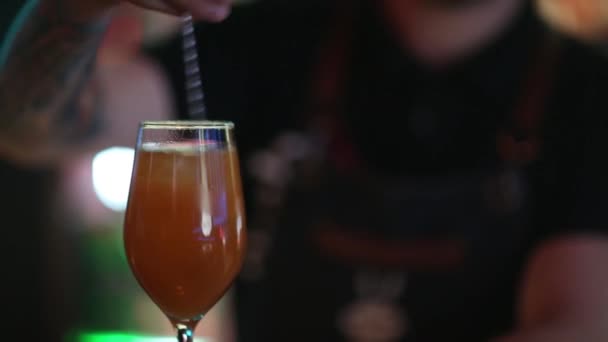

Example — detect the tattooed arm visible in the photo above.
[0,0,113,164]
[0,0,232,165]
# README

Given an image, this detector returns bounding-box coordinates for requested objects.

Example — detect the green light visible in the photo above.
[78,332,210,342]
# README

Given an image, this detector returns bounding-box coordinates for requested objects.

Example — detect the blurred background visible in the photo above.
[0,0,607,341]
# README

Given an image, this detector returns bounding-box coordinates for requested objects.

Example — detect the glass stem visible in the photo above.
[176,326,193,342]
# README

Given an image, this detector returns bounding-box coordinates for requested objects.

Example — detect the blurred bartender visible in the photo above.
[3,0,608,341]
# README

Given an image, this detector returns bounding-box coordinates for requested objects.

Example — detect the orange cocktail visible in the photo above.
[123,121,246,338]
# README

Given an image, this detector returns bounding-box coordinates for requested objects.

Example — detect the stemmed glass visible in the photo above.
[123,121,247,341]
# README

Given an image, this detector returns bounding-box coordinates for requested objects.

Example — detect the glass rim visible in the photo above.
[139,120,234,129]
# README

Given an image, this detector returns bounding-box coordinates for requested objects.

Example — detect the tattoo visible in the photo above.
[0,0,109,160]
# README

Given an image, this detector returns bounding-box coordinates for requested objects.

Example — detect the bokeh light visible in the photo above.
[92,147,135,212]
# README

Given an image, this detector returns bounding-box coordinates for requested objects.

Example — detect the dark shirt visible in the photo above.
[150,1,608,341]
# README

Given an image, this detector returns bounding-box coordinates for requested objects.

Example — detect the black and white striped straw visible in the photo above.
[181,14,207,119]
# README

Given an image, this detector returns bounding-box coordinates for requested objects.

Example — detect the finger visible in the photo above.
[129,0,181,16]
[179,0,231,22]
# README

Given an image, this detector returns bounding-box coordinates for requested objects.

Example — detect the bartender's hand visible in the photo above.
[127,0,232,21]
[70,0,232,22]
